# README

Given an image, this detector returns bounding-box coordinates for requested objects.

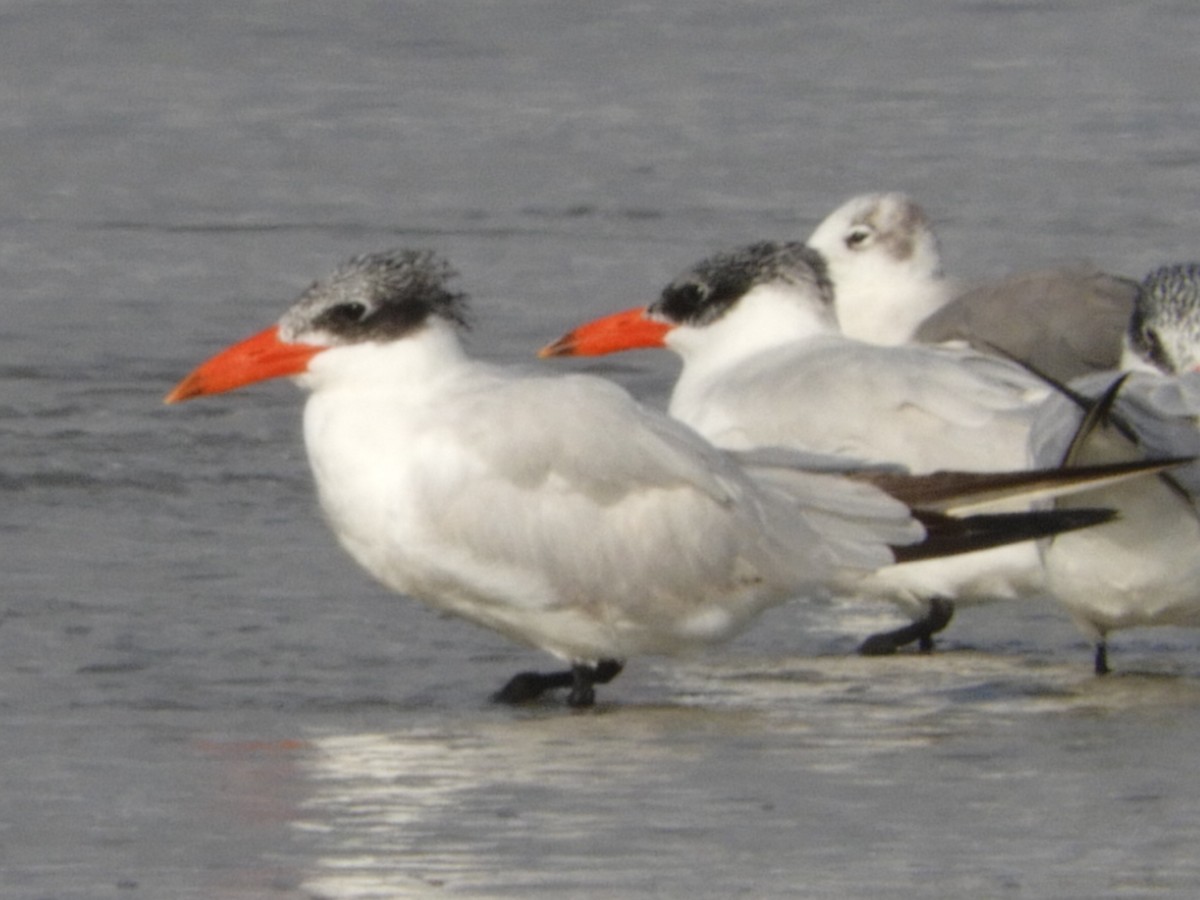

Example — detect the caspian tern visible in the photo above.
[805,192,1139,381]
[541,241,1085,654]
[1030,263,1200,673]
[166,249,1134,706]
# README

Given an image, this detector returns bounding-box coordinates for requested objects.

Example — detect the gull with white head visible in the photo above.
[806,191,1139,382]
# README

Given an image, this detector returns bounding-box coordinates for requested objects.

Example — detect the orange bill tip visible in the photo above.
[164,324,322,404]
[537,307,672,358]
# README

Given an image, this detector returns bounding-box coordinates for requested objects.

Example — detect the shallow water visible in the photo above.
[6,1,1200,897]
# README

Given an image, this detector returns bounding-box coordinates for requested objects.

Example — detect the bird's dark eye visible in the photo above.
[845,226,873,249]
[654,281,709,324]
[673,283,706,309]
[324,302,370,326]
[1140,327,1173,374]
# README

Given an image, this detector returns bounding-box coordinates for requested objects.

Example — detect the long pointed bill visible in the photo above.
[164,324,323,404]
[538,306,673,358]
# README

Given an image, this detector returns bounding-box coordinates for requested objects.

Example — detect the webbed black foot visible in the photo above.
[1094,640,1110,676]
[858,598,955,656]
[492,659,625,707]
[491,669,575,704]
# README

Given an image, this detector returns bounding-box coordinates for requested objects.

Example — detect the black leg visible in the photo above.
[492,658,625,706]
[858,598,955,656]
[1094,639,1110,676]
[567,659,624,708]
[917,598,955,653]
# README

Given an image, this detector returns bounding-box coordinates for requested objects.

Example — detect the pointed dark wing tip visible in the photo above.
[891,506,1117,564]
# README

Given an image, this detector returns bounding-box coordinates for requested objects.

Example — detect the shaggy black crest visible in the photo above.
[1128,263,1200,374]
[650,242,832,327]
[289,249,471,343]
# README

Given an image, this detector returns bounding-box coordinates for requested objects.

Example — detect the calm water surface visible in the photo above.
[5,1,1200,897]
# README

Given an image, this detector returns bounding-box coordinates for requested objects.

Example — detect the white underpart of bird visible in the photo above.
[1029,263,1200,673]
[805,191,1139,381]
[169,249,1053,706]
[541,242,1078,653]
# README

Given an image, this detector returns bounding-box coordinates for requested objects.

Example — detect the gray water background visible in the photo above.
[6,1,1200,897]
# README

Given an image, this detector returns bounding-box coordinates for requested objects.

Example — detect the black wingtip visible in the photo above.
[892,507,1117,564]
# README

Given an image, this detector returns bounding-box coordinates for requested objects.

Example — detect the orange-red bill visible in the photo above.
[537,307,673,358]
[164,324,322,404]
